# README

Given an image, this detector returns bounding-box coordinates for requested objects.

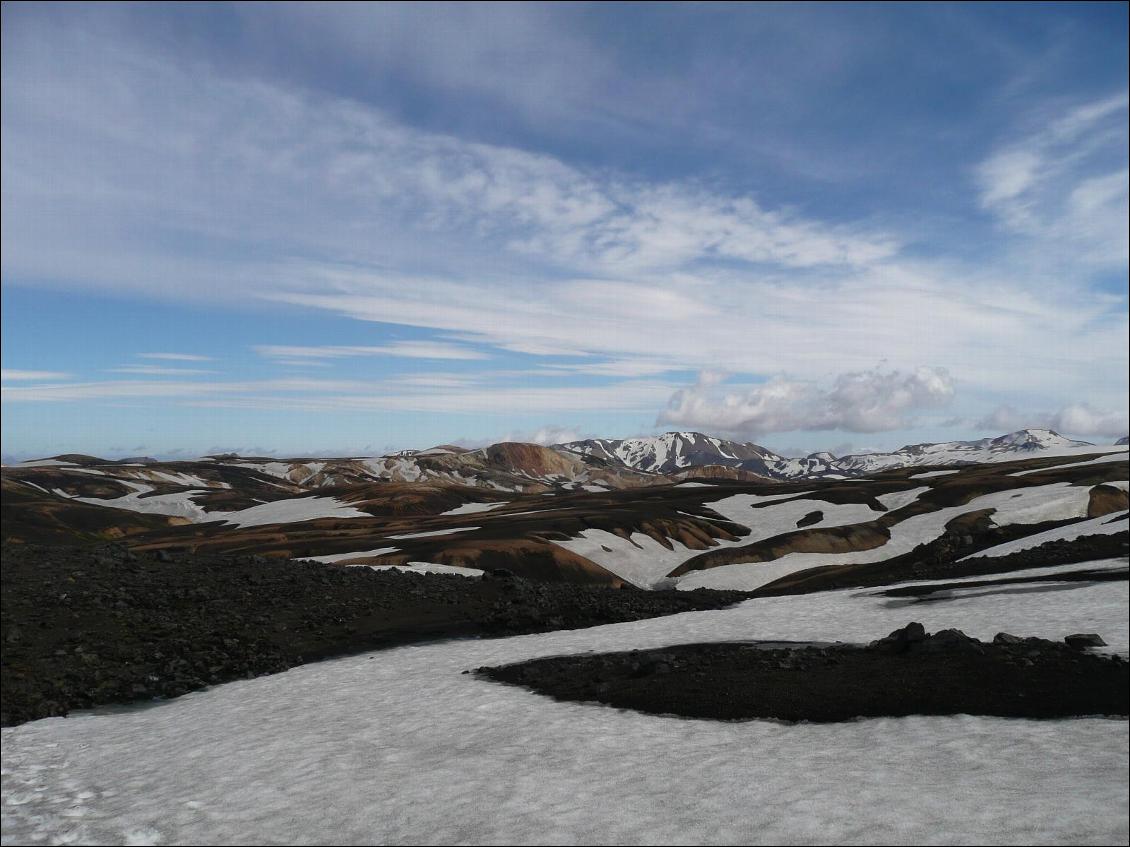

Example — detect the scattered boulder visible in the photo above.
[1064,633,1107,649]
[1087,484,1129,518]
[915,628,981,654]
[872,621,926,653]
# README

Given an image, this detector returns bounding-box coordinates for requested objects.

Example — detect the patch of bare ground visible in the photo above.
[478,623,1128,722]
[0,542,747,727]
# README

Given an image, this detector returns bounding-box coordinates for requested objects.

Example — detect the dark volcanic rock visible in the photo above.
[0,542,747,727]
[1065,633,1107,649]
[478,625,1128,722]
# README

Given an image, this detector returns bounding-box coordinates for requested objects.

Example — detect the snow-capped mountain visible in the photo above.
[558,431,778,475]
[559,429,1100,480]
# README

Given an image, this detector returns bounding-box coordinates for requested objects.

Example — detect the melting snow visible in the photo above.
[909,469,960,479]
[677,482,1100,591]
[1012,451,1130,476]
[552,531,710,589]
[1,570,1125,846]
[440,502,509,516]
[302,547,401,564]
[145,470,227,489]
[218,497,371,529]
[386,526,480,540]
[875,486,930,512]
[959,511,1129,561]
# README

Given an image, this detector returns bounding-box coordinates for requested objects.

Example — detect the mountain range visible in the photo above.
[2,427,1125,592]
[6,428,1113,493]
[557,428,1102,480]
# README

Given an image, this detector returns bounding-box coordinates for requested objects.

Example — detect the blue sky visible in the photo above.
[2,2,1127,460]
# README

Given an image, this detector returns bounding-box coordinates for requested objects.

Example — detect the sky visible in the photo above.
[1,2,1127,461]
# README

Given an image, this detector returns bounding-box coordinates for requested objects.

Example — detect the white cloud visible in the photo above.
[1,370,71,381]
[523,425,586,446]
[270,260,1127,406]
[108,365,216,376]
[139,353,214,362]
[0,375,673,416]
[1,21,896,310]
[977,403,1128,439]
[254,342,488,361]
[659,367,955,436]
[0,21,1126,439]
[455,425,588,449]
[976,92,1129,266]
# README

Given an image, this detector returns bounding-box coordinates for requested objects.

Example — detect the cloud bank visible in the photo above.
[660,368,956,437]
[977,404,1129,439]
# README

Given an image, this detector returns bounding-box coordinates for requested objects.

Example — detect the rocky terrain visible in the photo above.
[477,623,1129,722]
[0,542,746,727]
[2,430,1126,593]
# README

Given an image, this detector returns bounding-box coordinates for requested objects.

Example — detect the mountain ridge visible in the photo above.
[558,428,1097,480]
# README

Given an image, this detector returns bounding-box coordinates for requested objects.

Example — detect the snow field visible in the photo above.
[2,570,1126,846]
[57,484,373,528]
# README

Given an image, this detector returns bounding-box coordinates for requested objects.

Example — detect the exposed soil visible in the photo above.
[752,528,1129,596]
[477,623,1129,722]
[0,542,747,727]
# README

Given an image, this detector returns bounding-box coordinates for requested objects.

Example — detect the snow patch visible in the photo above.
[875,486,930,512]
[1012,451,1130,476]
[385,526,480,540]
[440,502,508,516]
[219,497,371,528]
[302,547,401,564]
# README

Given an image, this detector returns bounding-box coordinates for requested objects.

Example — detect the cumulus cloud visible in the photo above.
[524,425,586,446]
[659,368,955,436]
[977,403,1128,439]
[454,425,588,449]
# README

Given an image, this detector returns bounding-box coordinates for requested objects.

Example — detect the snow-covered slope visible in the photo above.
[559,431,777,475]
[561,429,1117,481]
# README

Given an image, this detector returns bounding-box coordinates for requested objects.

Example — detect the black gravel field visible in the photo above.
[1,542,748,726]
[478,623,1129,722]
